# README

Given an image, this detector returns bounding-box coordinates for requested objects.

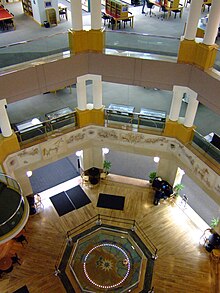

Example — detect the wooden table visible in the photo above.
[105,13,134,30]
[150,0,184,19]
[0,7,15,30]
[0,256,13,271]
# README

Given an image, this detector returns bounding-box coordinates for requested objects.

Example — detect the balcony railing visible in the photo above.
[0,31,180,70]
[0,173,25,237]
[10,105,220,168]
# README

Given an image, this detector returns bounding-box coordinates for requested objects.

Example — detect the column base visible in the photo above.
[178,38,218,70]
[76,106,105,128]
[68,29,105,55]
[163,120,195,144]
[178,38,197,64]
[194,42,218,70]
[0,132,20,165]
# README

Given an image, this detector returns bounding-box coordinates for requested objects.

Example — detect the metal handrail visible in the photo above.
[13,110,77,144]
[0,173,23,227]
[65,214,158,257]
[0,31,180,50]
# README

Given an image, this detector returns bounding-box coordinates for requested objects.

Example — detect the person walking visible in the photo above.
[142,0,146,14]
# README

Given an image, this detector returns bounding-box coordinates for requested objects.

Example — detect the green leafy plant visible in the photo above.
[210,217,219,228]
[173,183,184,196]
[148,171,157,183]
[103,160,112,174]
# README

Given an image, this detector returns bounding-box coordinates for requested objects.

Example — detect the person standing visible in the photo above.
[142,0,146,14]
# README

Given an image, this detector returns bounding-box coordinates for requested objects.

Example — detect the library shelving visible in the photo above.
[21,0,33,17]
[105,0,128,18]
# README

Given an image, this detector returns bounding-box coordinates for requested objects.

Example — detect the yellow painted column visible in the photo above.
[68,29,105,54]
[163,120,195,144]
[178,38,198,64]
[0,133,20,166]
[76,106,105,128]
[68,29,88,54]
[177,0,202,65]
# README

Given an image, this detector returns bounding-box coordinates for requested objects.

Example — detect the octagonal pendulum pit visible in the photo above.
[69,228,148,292]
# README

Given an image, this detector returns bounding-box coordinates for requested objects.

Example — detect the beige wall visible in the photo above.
[0,53,220,114]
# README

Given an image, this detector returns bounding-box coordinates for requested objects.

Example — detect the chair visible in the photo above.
[14,234,28,246]
[170,4,183,19]
[100,172,107,180]
[59,7,67,20]
[34,193,44,210]
[4,13,14,30]
[101,12,110,26]
[202,2,212,13]
[200,228,214,248]
[160,5,169,20]
[146,0,155,17]
[81,173,89,185]
[185,0,191,7]
[11,253,21,265]
[122,12,132,28]
[110,17,121,30]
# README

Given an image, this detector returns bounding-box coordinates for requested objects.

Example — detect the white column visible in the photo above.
[70,0,83,30]
[90,0,102,30]
[184,92,199,128]
[203,0,220,45]
[93,75,102,109]
[76,77,87,110]
[169,86,184,121]
[81,147,103,171]
[157,158,178,186]
[0,99,12,137]
[184,0,204,40]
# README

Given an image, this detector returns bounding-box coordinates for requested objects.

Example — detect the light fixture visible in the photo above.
[179,168,185,176]
[83,243,130,289]
[102,147,109,155]
[154,156,160,163]
[75,150,83,157]
[26,170,32,177]
[31,118,40,125]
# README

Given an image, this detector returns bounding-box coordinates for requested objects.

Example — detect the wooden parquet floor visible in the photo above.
[0,175,217,293]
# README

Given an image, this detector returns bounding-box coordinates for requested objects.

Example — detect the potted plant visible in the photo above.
[210,217,219,229]
[148,171,157,183]
[103,160,112,175]
[173,183,184,196]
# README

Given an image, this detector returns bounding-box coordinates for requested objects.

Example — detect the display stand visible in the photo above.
[138,108,166,130]
[46,8,57,26]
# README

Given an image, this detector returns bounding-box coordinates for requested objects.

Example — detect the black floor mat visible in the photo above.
[50,191,75,217]
[66,185,91,209]
[13,286,29,293]
[29,157,79,193]
[97,193,125,211]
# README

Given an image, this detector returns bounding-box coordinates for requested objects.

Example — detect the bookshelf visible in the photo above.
[105,0,128,18]
[21,0,33,17]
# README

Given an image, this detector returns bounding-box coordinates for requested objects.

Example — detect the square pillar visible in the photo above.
[163,120,195,144]
[68,29,105,55]
[0,133,20,164]
[68,30,88,54]
[194,43,218,70]
[178,39,197,64]
[76,107,105,128]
